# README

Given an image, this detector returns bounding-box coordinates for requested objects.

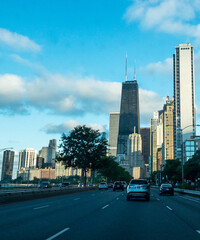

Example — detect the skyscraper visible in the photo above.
[140,128,150,165]
[18,148,37,170]
[173,43,195,160]
[108,112,120,156]
[1,150,15,182]
[117,79,140,155]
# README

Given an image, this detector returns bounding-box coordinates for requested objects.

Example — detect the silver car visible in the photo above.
[126,179,150,201]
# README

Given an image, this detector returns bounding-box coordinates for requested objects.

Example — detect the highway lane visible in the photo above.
[0,188,199,240]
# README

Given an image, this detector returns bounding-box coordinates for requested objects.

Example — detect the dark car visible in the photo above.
[113,181,124,191]
[108,183,113,188]
[38,182,51,189]
[59,182,70,188]
[160,183,174,196]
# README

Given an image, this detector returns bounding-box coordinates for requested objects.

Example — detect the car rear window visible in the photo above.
[162,184,172,187]
[130,180,147,185]
[100,183,106,185]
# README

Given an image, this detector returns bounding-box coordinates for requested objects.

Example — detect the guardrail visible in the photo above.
[0,186,98,205]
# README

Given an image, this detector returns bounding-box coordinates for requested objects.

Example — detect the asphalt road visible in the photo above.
[0,188,200,240]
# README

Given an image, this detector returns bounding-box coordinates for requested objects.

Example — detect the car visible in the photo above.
[108,183,113,188]
[113,181,124,191]
[59,182,70,188]
[126,179,150,201]
[38,182,51,189]
[99,182,108,190]
[159,183,174,196]
[122,181,127,189]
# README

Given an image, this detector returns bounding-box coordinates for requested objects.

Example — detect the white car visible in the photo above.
[99,182,108,190]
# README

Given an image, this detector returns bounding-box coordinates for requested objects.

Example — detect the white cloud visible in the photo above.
[41,120,106,134]
[0,28,41,52]
[0,72,165,126]
[124,0,200,38]
[140,58,172,77]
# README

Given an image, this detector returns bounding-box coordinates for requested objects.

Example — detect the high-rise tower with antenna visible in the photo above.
[117,55,140,156]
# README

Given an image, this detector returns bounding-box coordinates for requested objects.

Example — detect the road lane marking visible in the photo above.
[33,205,49,210]
[196,230,200,234]
[166,206,172,211]
[102,204,109,209]
[74,198,80,201]
[46,228,70,240]
[179,196,200,203]
[116,197,119,200]
[156,198,160,201]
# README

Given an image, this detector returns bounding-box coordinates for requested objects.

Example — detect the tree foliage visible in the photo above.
[163,159,181,182]
[97,156,132,182]
[57,125,107,185]
[184,150,200,181]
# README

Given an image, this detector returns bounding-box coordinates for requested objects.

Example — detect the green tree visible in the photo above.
[163,159,181,182]
[97,156,131,182]
[184,150,200,182]
[57,125,107,186]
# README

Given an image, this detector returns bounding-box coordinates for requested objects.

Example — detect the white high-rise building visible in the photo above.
[18,148,37,170]
[173,44,195,160]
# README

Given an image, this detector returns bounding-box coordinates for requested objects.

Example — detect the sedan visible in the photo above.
[160,184,174,196]
[99,182,108,190]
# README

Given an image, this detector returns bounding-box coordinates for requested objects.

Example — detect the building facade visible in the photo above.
[1,150,15,182]
[18,148,37,170]
[173,43,195,160]
[163,97,174,161]
[108,112,120,157]
[140,128,150,165]
[117,80,140,156]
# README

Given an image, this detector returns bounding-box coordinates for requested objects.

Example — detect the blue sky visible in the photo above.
[1,0,200,178]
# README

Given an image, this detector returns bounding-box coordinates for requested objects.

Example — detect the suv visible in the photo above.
[113,181,124,191]
[99,182,108,190]
[127,179,150,201]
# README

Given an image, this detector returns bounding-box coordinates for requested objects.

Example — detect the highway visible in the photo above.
[0,188,200,240]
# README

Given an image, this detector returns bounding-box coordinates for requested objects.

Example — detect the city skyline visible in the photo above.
[1,1,200,177]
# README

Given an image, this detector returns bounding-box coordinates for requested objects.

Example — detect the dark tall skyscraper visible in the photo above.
[117,80,140,155]
[1,150,14,182]
[140,128,150,164]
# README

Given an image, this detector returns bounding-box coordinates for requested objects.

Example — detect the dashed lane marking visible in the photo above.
[116,198,119,200]
[102,204,109,209]
[196,230,200,234]
[74,198,80,201]
[156,198,160,201]
[166,206,172,211]
[33,205,49,210]
[46,227,70,240]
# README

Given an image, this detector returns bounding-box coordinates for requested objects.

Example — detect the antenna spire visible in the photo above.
[125,53,127,82]
[134,60,136,81]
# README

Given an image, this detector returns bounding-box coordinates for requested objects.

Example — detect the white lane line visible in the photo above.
[102,204,109,209]
[156,198,160,201]
[74,198,80,201]
[116,197,119,200]
[196,230,200,234]
[166,206,172,211]
[179,196,200,203]
[33,205,49,210]
[46,228,70,240]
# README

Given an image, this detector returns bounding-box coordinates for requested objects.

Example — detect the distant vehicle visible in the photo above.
[113,181,124,191]
[122,181,127,189]
[38,182,51,189]
[160,183,174,196]
[108,183,113,188]
[126,179,150,201]
[59,182,70,188]
[99,182,108,190]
